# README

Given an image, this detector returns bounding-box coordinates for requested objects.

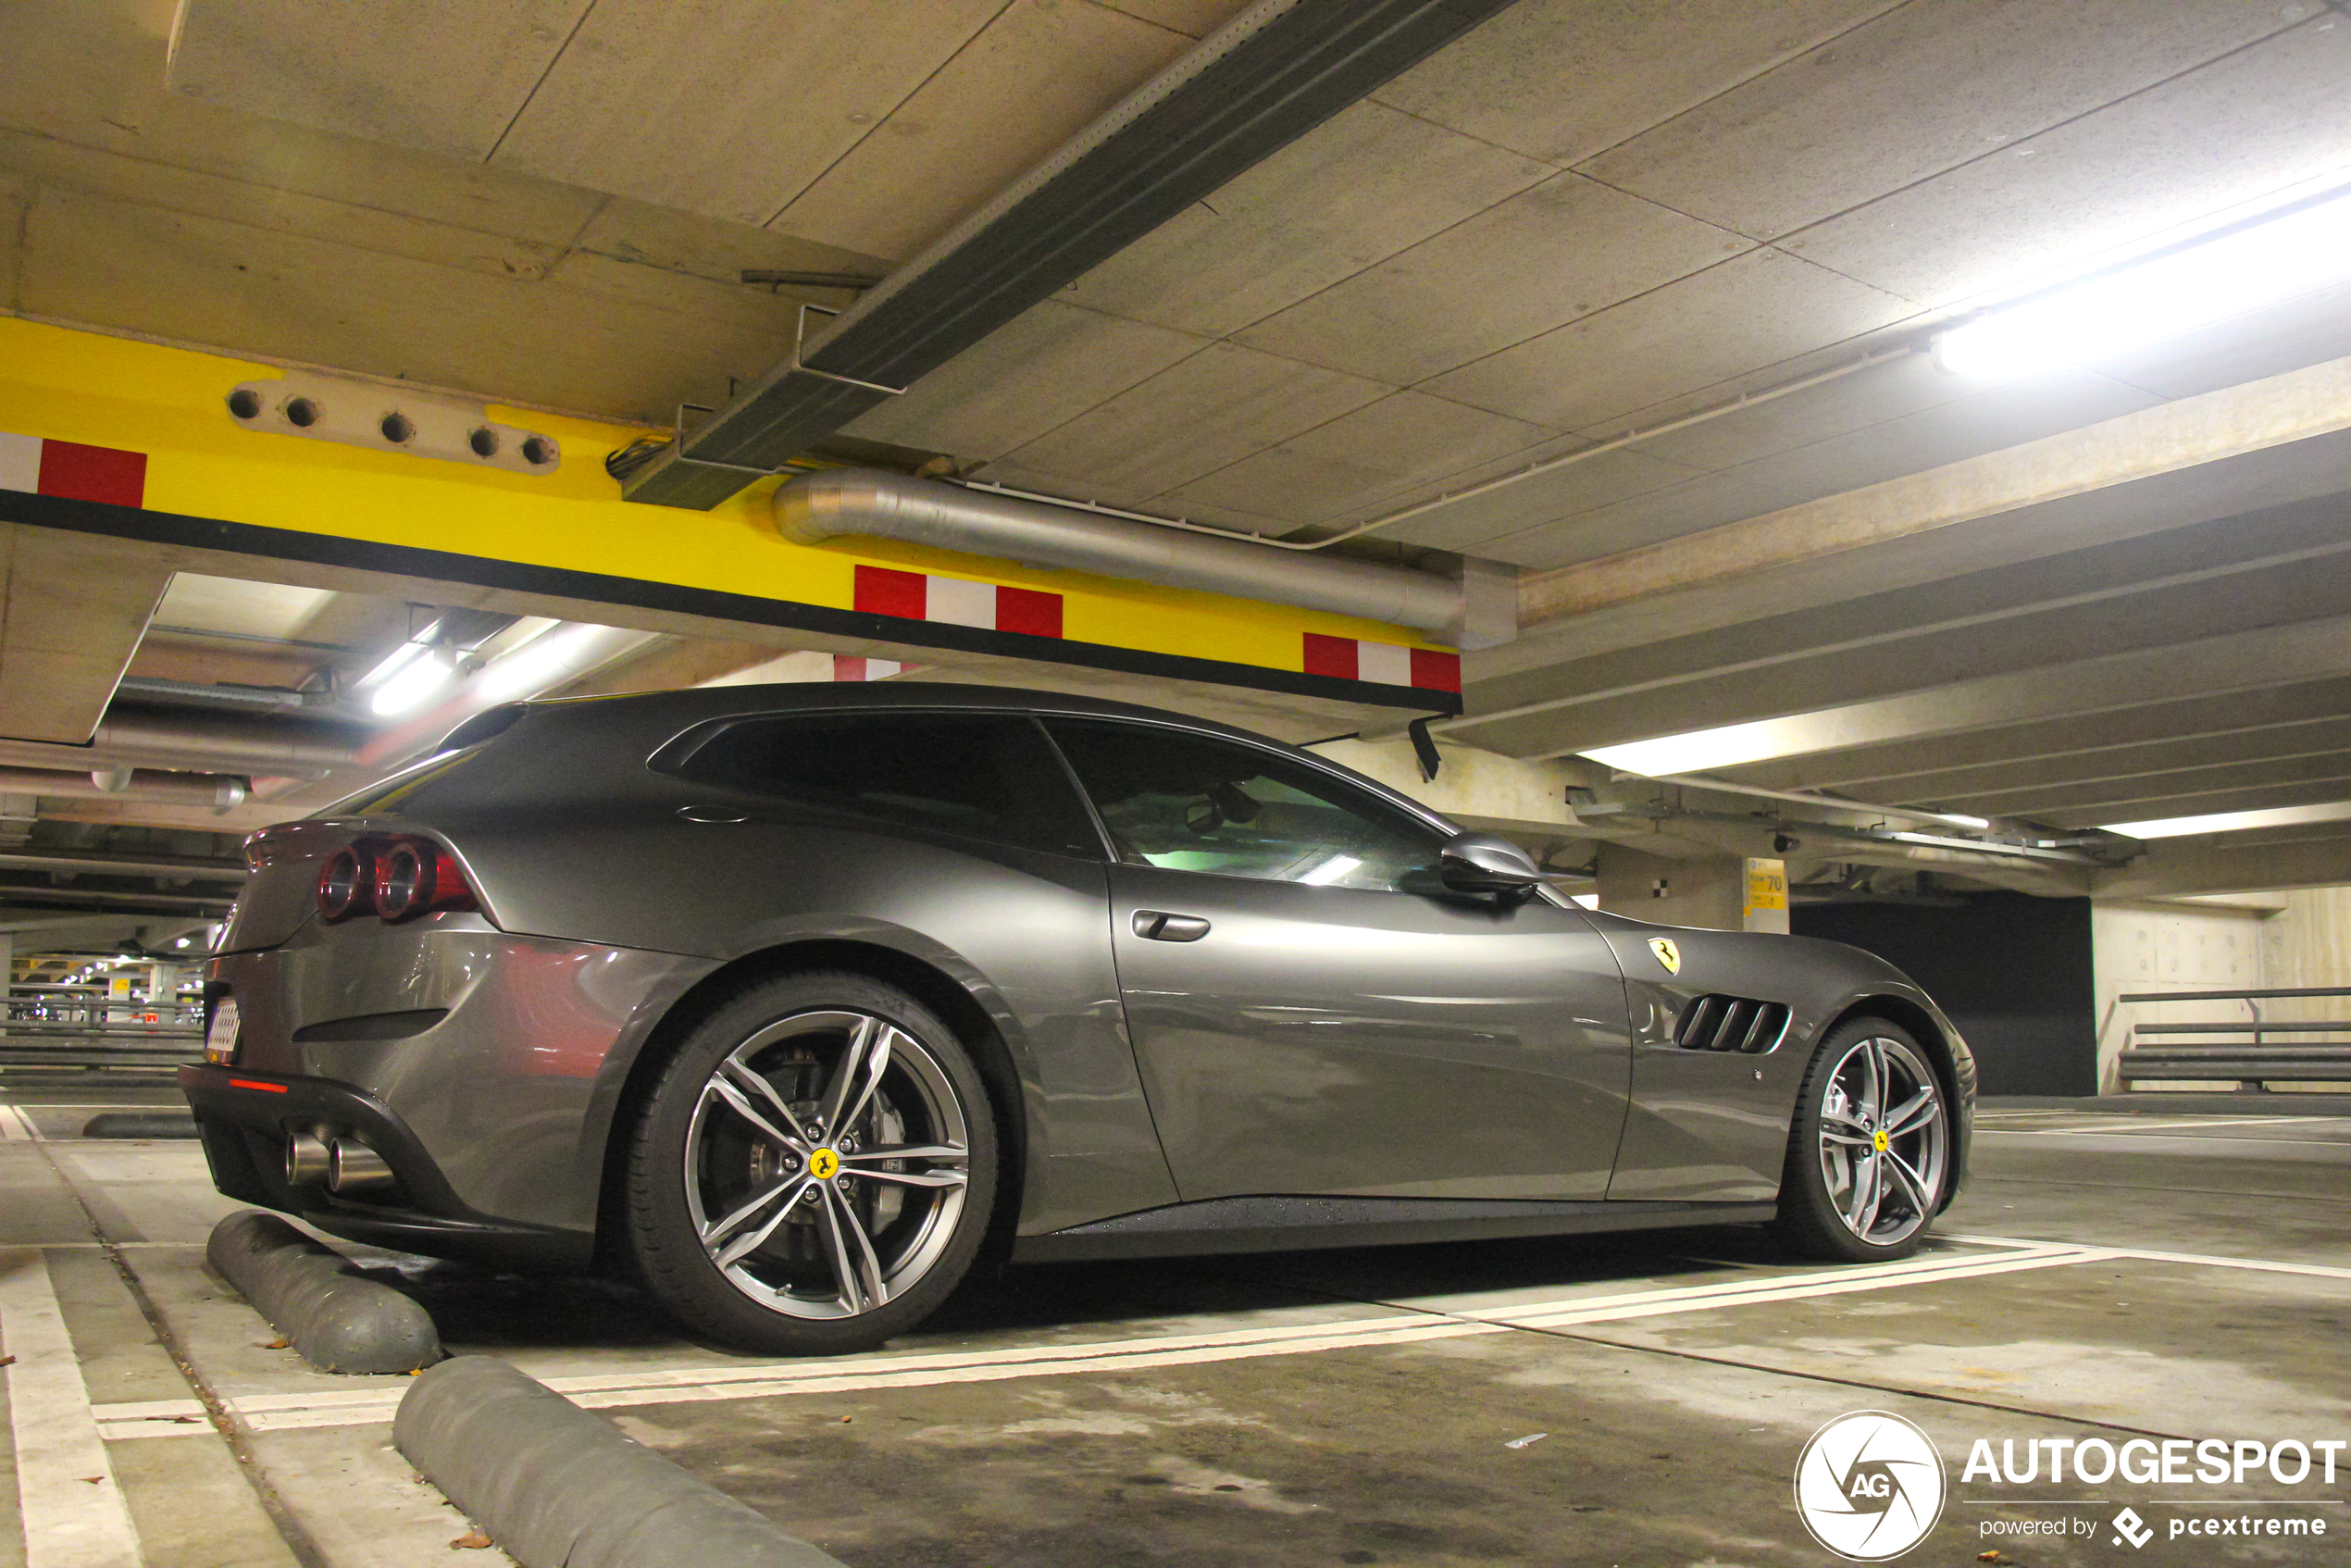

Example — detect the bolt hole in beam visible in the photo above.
[222,371,560,476]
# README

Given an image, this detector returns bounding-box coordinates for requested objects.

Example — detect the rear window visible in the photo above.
[666,712,1100,858]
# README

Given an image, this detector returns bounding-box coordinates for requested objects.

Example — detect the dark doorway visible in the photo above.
[1792,892,2096,1096]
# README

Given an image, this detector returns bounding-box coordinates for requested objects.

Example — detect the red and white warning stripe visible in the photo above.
[0,430,147,507]
[831,655,912,681]
[854,566,1063,638]
[1302,633,1460,693]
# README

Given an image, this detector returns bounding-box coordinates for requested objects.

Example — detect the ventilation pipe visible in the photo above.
[774,469,1512,647]
[0,716,360,781]
[0,766,248,813]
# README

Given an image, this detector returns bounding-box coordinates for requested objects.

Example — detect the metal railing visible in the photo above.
[2116,987,2351,1091]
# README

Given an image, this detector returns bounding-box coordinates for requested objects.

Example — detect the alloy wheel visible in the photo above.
[1814,1033,1947,1247]
[682,1008,970,1320]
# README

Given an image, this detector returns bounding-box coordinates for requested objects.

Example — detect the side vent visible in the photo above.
[1673,995,1791,1054]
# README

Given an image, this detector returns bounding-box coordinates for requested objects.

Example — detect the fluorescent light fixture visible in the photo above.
[1936,812,1992,830]
[353,639,428,691]
[369,648,455,715]
[1297,854,1362,887]
[2100,800,2351,840]
[1934,185,2351,380]
[1581,722,1797,778]
[471,622,592,704]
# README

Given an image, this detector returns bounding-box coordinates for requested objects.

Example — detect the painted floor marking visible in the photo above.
[99,1241,2118,1434]
[1,1250,144,1566]
[1947,1233,2351,1282]
[0,1106,37,1141]
[1989,1116,2332,1135]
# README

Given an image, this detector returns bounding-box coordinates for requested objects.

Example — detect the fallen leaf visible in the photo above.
[258,1338,290,1350]
[1503,1433,1549,1449]
[451,1530,492,1549]
[0,1354,15,1367]
[1980,1553,2006,1563]
[82,1476,104,1485]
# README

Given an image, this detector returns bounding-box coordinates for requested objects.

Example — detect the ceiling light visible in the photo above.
[1581,723,1797,778]
[1934,185,2351,380]
[470,623,591,705]
[2100,801,2351,840]
[369,648,456,716]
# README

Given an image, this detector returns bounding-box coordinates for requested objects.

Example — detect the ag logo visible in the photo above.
[1648,937,1681,975]
[1794,1411,1946,1561]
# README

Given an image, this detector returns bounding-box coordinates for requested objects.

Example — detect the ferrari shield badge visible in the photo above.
[1648,937,1681,975]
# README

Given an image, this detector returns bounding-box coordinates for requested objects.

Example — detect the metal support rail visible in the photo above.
[2114,986,2351,1092]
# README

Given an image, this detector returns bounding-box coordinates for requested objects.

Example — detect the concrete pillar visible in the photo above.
[1598,847,1790,933]
[0,934,12,1035]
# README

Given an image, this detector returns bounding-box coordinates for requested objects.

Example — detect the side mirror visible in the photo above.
[1437,832,1543,897]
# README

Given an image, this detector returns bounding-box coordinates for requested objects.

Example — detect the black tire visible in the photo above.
[624,970,999,1354]
[1774,1015,1953,1263]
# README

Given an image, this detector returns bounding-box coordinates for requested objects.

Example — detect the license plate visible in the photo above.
[205,999,240,1064]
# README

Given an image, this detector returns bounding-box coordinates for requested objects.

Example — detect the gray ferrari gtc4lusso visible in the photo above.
[183,683,1974,1354]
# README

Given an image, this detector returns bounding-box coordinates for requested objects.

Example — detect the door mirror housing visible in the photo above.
[1437,832,1544,897]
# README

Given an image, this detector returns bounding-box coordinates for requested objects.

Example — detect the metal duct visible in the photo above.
[776,469,1465,636]
[622,0,1523,507]
[0,713,360,780]
[0,766,248,812]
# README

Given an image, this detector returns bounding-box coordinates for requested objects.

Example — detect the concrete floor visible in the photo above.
[2,1080,2346,1567]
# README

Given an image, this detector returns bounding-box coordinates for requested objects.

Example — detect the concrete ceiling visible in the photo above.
[6,0,2351,892]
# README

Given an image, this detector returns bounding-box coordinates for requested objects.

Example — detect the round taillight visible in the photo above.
[374,840,433,922]
[317,846,373,921]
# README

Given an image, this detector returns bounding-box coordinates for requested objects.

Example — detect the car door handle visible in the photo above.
[1132,910,1211,942]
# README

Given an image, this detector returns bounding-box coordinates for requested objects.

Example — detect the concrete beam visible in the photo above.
[0,525,171,743]
[1735,687,2351,795]
[2096,827,2351,899]
[2042,776,2351,832]
[1936,745,2351,817]
[1457,483,2351,743]
[1516,351,2351,631]
[1524,614,2351,769]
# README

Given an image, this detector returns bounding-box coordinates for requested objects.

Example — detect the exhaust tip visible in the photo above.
[285,1128,331,1187]
[328,1137,395,1195]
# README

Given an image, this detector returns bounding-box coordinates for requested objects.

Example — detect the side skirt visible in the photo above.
[1011,1194,1779,1264]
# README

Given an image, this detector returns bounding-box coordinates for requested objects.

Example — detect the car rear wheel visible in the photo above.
[624,971,998,1354]
[1774,1016,1950,1263]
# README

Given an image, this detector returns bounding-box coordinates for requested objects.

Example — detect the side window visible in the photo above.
[669,713,1099,857]
[1044,718,1444,892]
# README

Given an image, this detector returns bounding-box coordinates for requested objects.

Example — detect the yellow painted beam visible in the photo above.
[0,318,1459,709]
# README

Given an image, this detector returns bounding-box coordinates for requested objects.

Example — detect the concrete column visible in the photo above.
[1598,847,1791,933]
[0,934,13,1036]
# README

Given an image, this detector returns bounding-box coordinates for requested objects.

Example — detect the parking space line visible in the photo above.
[0,1106,38,1141]
[143,1241,2116,1433]
[1,1250,144,1567]
[1991,1116,2332,1135]
[1946,1233,2351,1281]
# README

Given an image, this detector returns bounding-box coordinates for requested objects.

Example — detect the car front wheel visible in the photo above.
[624,971,998,1354]
[1774,1016,1951,1263]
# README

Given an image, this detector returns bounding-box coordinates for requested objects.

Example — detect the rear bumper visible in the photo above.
[181,1064,594,1271]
